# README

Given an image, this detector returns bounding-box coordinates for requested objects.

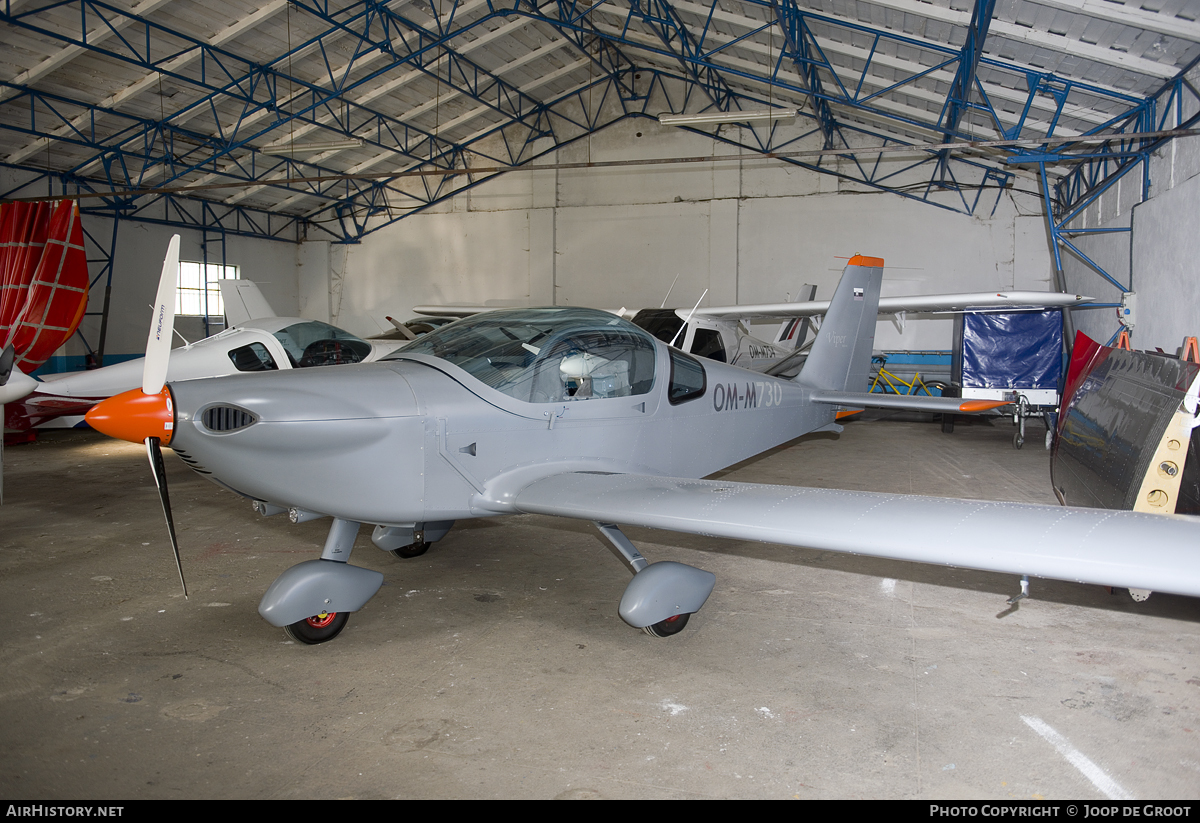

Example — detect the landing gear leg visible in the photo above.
[594,522,715,639]
[1013,395,1029,449]
[258,518,383,645]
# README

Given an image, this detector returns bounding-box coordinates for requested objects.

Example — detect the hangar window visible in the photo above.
[393,307,656,404]
[177,261,238,318]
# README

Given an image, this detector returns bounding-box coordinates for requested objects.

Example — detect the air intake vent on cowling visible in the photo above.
[201,405,257,432]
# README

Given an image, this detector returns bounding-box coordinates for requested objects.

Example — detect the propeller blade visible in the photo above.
[145,435,188,599]
[142,235,180,396]
[385,317,418,340]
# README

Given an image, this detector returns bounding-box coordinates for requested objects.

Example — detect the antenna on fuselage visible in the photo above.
[669,289,708,349]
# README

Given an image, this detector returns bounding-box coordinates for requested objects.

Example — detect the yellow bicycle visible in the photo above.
[868,355,948,397]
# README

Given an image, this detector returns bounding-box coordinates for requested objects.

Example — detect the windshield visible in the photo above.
[390,307,656,403]
[272,321,372,367]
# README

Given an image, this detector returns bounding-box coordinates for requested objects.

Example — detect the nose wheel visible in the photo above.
[284,611,349,644]
[643,613,690,637]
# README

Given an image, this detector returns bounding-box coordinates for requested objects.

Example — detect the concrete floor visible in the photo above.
[2,413,1198,800]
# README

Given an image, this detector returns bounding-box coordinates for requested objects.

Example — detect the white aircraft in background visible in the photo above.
[0,279,408,431]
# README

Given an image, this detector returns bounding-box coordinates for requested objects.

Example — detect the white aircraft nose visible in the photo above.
[0,368,38,404]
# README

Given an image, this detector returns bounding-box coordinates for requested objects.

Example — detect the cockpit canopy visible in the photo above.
[227,320,374,372]
[273,320,373,367]
[390,307,657,403]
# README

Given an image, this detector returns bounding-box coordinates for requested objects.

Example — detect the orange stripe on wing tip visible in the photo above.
[847,254,885,268]
[958,399,1009,412]
[835,409,863,419]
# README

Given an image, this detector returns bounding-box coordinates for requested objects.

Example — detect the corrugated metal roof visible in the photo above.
[2,0,1198,240]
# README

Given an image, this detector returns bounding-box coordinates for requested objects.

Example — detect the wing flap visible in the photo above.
[513,472,1200,598]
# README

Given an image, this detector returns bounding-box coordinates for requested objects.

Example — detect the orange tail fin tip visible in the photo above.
[846,254,885,267]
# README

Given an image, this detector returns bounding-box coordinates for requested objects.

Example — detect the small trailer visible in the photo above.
[948,309,1064,449]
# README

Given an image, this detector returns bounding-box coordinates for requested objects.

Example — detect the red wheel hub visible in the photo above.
[306,612,338,628]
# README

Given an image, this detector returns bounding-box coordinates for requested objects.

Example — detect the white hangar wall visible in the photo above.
[1063,133,1200,353]
[329,118,1056,354]
[82,219,301,360]
[0,164,304,368]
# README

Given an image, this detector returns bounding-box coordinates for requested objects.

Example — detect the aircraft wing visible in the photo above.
[412,305,630,319]
[410,305,492,318]
[512,472,1200,598]
[696,291,1093,320]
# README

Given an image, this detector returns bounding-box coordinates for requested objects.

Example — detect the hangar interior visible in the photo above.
[3,0,1200,801]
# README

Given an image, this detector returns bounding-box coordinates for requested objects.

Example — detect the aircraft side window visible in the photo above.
[690,328,726,363]
[228,342,278,372]
[668,349,706,405]
[631,309,684,345]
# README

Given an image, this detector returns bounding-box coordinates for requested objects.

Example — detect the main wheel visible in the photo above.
[643,613,690,638]
[284,611,349,644]
[390,540,431,559]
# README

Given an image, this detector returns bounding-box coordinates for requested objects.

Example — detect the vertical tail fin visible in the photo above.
[796,255,883,391]
[218,280,276,327]
[772,284,817,351]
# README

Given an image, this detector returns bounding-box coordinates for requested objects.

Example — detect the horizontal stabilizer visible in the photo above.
[810,390,1008,414]
[514,472,1200,598]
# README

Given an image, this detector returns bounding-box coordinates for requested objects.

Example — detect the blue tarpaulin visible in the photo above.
[961,310,1062,390]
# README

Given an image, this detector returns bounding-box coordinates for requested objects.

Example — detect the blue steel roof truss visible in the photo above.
[0,0,1195,244]
[1002,54,1200,344]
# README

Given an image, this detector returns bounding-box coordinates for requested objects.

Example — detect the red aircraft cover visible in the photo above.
[0,200,90,373]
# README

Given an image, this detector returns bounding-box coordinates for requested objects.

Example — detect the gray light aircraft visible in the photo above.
[85,248,1200,645]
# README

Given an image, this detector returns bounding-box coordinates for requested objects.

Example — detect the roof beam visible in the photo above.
[0,0,175,107]
[1022,0,1200,43]
[5,0,291,166]
[858,0,1181,79]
